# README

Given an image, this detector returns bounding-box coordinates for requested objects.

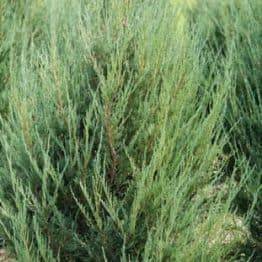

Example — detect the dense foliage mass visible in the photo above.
[0,0,261,261]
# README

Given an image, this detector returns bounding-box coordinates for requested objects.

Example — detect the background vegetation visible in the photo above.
[0,0,261,261]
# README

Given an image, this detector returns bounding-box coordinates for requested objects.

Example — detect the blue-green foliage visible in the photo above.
[0,0,261,261]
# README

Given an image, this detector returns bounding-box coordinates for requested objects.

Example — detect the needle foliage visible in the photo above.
[0,0,261,261]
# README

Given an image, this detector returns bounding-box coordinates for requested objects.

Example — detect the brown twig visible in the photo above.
[104,102,118,184]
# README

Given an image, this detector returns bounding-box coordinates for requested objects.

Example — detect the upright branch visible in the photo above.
[104,101,118,184]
